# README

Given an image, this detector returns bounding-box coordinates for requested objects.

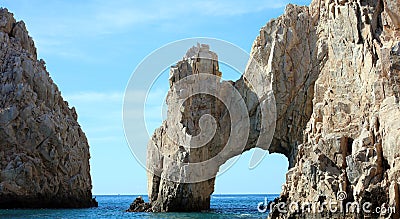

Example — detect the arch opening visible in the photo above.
[215,149,289,194]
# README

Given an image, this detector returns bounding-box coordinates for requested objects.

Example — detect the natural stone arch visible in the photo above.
[146,10,320,209]
[213,149,289,195]
[144,4,323,211]
[138,0,400,217]
[146,44,265,211]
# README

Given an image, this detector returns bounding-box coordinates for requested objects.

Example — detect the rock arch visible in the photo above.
[146,4,322,211]
[143,0,400,217]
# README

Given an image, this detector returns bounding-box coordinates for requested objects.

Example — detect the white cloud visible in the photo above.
[89,136,122,144]
[5,0,292,61]
[89,0,289,32]
[191,0,287,16]
[11,0,289,39]
[63,89,167,132]
[64,91,124,103]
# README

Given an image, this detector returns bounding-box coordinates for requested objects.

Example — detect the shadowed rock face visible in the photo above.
[145,0,400,217]
[0,8,96,208]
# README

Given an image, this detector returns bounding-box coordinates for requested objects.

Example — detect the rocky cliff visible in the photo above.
[259,0,400,218]
[143,0,400,217]
[0,8,96,208]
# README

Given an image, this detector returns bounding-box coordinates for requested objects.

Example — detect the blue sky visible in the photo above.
[2,0,311,195]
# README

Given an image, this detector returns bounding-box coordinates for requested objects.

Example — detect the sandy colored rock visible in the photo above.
[145,0,400,217]
[147,44,226,211]
[145,3,322,212]
[259,0,400,218]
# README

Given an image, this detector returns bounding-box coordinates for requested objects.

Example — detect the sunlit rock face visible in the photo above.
[252,0,400,218]
[145,4,324,212]
[147,44,230,212]
[0,8,96,208]
[145,3,321,213]
[146,40,312,211]
[147,0,400,217]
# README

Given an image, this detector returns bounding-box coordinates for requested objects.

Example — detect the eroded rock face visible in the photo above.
[145,4,322,213]
[259,0,400,218]
[248,4,321,168]
[146,41,276,211]
[147,44,225,211]
[0,8,96,208]
[126,196,152,212]
[145,0,399,216]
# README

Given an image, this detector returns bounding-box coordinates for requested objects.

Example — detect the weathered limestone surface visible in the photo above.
[249,4,321,168]
[143,0,400,217]
[145,5,321,213]
[0,8,96,208]
[145,41,276,211]
[262,0,400,218]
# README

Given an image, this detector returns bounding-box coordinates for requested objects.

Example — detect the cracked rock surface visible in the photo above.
[144,0,400,217]
[262,0,400,218]
[0,8,96,208]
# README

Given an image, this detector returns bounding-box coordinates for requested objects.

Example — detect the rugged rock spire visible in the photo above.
[147,44,225,211]
[0,8,96,208]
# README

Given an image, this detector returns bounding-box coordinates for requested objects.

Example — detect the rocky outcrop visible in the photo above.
[0,8,96,208]
[145,43,278,212]
[144,0,400,217]
[255,0,400,218]
[147,44,229,211]
[126,196,152,212]
[144,5,321,213]
[249,4,321,168]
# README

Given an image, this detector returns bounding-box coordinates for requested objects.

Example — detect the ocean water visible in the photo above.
[0,194,278,218]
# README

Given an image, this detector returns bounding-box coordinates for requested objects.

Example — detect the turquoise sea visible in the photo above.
[0,194,278,218]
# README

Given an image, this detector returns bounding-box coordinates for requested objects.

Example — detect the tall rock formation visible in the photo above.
[148,44,232,211]
[0,8,96,208]
[250,0,400,218]
[146,43,277,211]
[144,0,400,217]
